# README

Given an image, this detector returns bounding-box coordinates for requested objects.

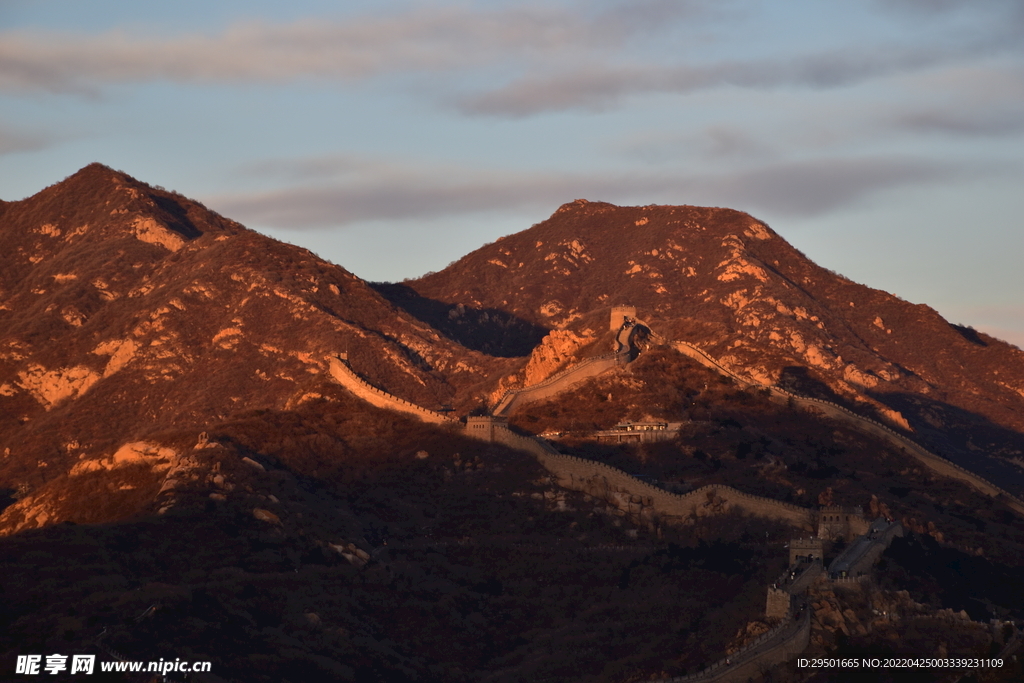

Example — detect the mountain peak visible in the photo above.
[409,200,780,330]
[1,163,246,262]
[34,162,137,203]
[65,161,127,183]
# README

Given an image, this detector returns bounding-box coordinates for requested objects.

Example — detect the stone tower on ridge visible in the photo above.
[610,305,637,331]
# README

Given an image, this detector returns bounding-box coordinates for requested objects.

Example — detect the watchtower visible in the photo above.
[610,305,637,331]
[789,537,823,565]
[465,415,508,442]
[817,505,869,541]
[766,586,791,620]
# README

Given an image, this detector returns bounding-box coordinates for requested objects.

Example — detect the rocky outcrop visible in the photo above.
[806,583,992,656]
[521,328,597,386]
[0,440,194,535]
[492,353,623,415]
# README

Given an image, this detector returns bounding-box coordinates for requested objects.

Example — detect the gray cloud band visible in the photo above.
[209,156,953,229]
[0,0,1017,101]
[0,2,708,93]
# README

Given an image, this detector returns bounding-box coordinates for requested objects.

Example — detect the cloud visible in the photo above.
[890,68,1024,137]
[0,124,57,155]
[456,42,1007,116]
[213,160,599,228]
[833,64,1024,139]
[874,0,1024,49]
[617,126,779,165]
[688,157,953,216]
[875,0,1018,15]
[4,0,1017,131]
[0,2,710,93]
[209,154,956,230]
[896,109,1024,137]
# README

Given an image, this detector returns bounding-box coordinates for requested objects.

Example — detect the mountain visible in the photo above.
[0,163,515,533]
[2,167,1023,682]
[398,199,1024,495]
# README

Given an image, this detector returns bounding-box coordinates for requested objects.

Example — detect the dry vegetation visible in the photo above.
[2,394,785,682]
[510,348,1024,571]
[4,167,1024,683]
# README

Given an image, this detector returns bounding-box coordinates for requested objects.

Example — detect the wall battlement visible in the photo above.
[818,505,869,541]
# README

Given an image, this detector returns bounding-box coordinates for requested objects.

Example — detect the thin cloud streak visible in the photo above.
[210,155,955,229]
[896,110,1024,137]
[876,0,1020,16]
[886,68,1024,137]
[0,124,58,156]
[0,3,709,93]
[457,43,1013,116]
[694,158,952,216]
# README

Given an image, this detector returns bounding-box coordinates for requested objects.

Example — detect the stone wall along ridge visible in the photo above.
[326,355,456,425]
[326,347,817,680]
[493,353,624,415]
[474,421,813,528]
[326,351,812,534]
[828,521,904,579]
[486,422,561,457]
[661,608,811,683]
[786,562,824,596]
[530,448,813,529]
[669,342,1024,516]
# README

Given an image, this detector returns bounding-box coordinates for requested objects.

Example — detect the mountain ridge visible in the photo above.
[396,198,1024,495]
[0,164,516,532]
[3,165,1024,682]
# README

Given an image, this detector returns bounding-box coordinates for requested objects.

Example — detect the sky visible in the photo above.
[2,0,1023,346]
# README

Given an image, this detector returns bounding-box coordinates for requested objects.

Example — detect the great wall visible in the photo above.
[325,306,1024,680]
[329,350,817,530]
[328,307,1024,523]
[467,415,815,529]
[661,607,811,683]
[326,356,457,425]
[492,354,624,416]
[493,321,638,415]
[667,340,1024,516]
[827,518,904,580]
[498,306,1023,518]
[324,326,827,680]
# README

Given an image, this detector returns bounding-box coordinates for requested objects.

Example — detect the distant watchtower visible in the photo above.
[789,537,823,565]
[817,505,869,541]
[610,305,637,331]
[465,415,508,442]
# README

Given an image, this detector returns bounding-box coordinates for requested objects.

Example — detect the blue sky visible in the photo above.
[2,0,1023,345]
